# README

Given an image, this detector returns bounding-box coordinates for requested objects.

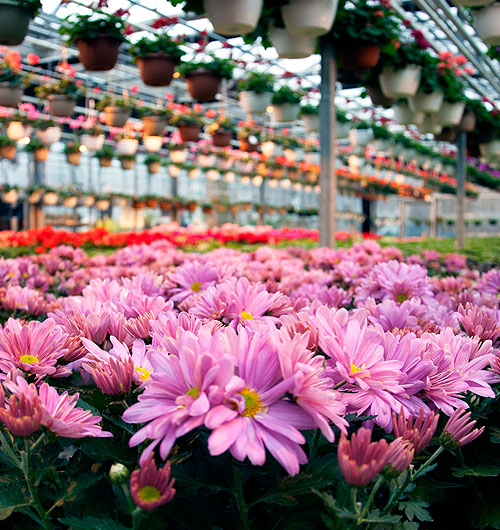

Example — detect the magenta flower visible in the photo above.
[441,408,484,448]
[0,318,68,379]
[338,428,390,486]
[392,407,439,453]
[84,356,135,395]
[456,303,500,343]
[167,261,218,303]
[130,455,176,511]
[0,385,42,437]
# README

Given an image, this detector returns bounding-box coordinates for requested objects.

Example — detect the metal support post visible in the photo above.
[430,196,437,238]
[456,131,466,249]
[399,199,406,238]
[362,198,373,234]
[319,36,337,247]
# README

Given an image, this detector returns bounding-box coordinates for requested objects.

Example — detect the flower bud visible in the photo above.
[109,463,130,485]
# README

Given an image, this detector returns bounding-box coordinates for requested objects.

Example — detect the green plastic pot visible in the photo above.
[0,1,32,45]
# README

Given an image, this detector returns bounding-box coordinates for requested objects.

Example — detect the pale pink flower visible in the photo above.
[441,407,484,447]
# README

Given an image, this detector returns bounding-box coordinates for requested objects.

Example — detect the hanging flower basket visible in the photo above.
[7,121,31,141]
[98,157,113,168]
[348,128,374,147]
[458,111,476,132]
[104,106,130,128]
[81,134,105,152]
[0,144,15,159]
[116,139,138,156]
[261,141,275,158]
[66,152,81,166]
[366,85,396,108]
[202,205,213,214]
[303,114,320,133]
[62,196,78,208]
[28,190,42,203]
[186,70,221,102]
[240,139,260,152]
[379,65,422,98]
[436,101,465,127]
[408,90,444,114]
[393,102,424,126]
[43,191,58,205]
[36,127,62,146]
[2,189,17,203]
[178,125,202,143]
[133,199,145,209]
[143,136,163,152]
[204,0,263,36]
[170,149,187,164]
[239,91,272,114]
[419,114,443,135]
[47,94,76,118]
[81,195,95,207]
[142,115,167,136]
[211,131,232,148]
[147,162,161,174]
[0,83,23,107]
[137,54,178,86]
[34,147,50,163]
[96,199,110,210]
[269,27,317,59]
[475,3,500,45]
[76,35,122,71]
[159,200,171,212]
[198,154,217,167]
[0,1,32,45]
[337,43,380,70]
[282,0,338,38]
[120,158,136,170]
[145,197,158,208]
[272,103,300,123]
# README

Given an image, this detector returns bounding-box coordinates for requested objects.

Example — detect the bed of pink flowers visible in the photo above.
[0,240,499,529]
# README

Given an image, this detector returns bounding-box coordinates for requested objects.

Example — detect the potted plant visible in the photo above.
[119,153,136,170]
[282,0,337,38]
[336,106,351,139]
[237,121,262,152]
[238,71,274,114]
[80,123,105,151]
[418,114,443,135]
[0,47,24,107]
[1,184,18,203]
[96,95,132,128]
[300,103,320,133]
[332,0,400,70]
[42,186,58,205]
[200,0,263,36]
[0,0,41,45]
[35,76,83,117]
[178,55,235,102]
[60,188,79,208]
[34,119,62,145]
[458,99,478,132]
[271,86,302,122]
[143,135,163,152]
[130,33,185,86]
[392,100,424,126]
[94,144,115,167]
[138,106,172,136]
[64,141,82,165]
[407,54,444,114]
[167,142,188,163]
[26,185,43,203]
[170,106,205,142]
[116,136,139,156]
[474,3,500,45]
[0,134,16,159]
[143,194,158,208]
[24,137,50,162]
[348,120,374,146]
[378,36,427,98]
[201,202,214,214]
[95,194,110,211]
[159,198,171,212]
[436,61,466,127]
[144,153,162,174]
[207,114,236,148]
[59,12,126,71]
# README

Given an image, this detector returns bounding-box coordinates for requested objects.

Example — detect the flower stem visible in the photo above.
[22,439,53,530]
[233,463,250,530]
[333,380,347,390]
[357,476,384,524]
[0,430,22,469]
[310,429,321,458]
[411,445,444,482]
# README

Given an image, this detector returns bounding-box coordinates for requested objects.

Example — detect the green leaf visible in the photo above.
[470,500,500,529]
[362,509,400,524]
[0,506,14,520]
[58,516,129,530]
[452,465,500,477]
[399,499,433,522]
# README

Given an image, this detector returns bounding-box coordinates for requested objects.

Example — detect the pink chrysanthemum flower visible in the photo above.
[85,356,135,395]
[456,303,500,343]
[1,285,48,316]
[0,318,68,379]
[337,428,390,486]
[392,407,439,453]
[130,455,176,511]
[478,269,500,297]
[441,407,484,448]
[0,384,42,436]
[386,437,414,473]
[167,261,218,303]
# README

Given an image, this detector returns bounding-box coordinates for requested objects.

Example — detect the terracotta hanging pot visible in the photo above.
[178,124,202,142]
[47,94,77,117]
[96,199,110,211]
[187,202,197,212]
[147,162,161,174]
[76,35,121,71]
[104,106,130,128]
[186,70,221,102]
[43,192,58,205]
[120,159,136,170]
[337,42,380,70]
[240,139,260,152]
[211,130,233,148]
[0,145,15,159]
[202,205,213,214]
[62,196,78,208]
[145,198,158,208]
[142,115,167,136]
[2,189,18,203]
[34,148,50,162]
[159,200,171,211]
[0,1,31,45]
[66,152,81,166]
[133,199,145,209]
[98,157,113,168]
[0,82,22,107]
[137,53,178,86]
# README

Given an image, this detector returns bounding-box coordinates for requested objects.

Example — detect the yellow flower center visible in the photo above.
[135,366,151,382]
[7,272,14,278]
[191,281,201,292]
[23,272,29,278]
[241,311,253,321]
[350,363,368,377]
[240,387,263,417]
[186,386,200,400]
[396,293,407,303]
[137,485,161,504]
[20,354,39,365]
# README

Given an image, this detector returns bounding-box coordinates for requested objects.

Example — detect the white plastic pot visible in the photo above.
[239,91,273,114]
[336,122,350,139]
[62,196,78,208]
[116,139,139,156]
[475,3,500,45]
[261,141,276,158]
[349,128,374,147]
[282,0,338,38]
[269,27,317,59]
[480,140,500,158]
[379,65,422,98]
[393,102,424,126]
[2,190,17,204]
[436,101,465,127]
[204,0,263,36]
[81,134,105,152]
[272,103,300,123]
[143,136,163,153]
[419,114,443,135]
[408,90,444,114]
[170,149,187,164]
[43,192,58,206]
[36,127,61,146]
[7,121,31,141]
[302,114,320,133]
